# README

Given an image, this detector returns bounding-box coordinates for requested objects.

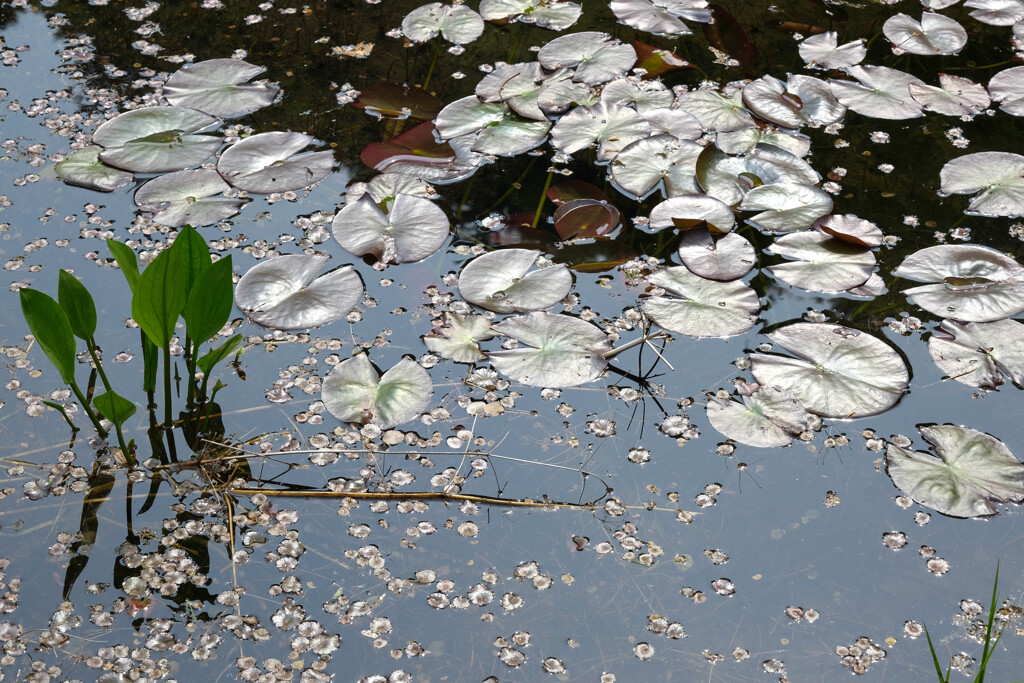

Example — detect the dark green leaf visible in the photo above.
[131,246,189,348]
[20,289,77,384]
[107,239,141,294]
[197,334,242,376]
[170,225,212,297]
[184,256,234,344]
[93,390,137,428]
[142,335,159,394]
[58,270,98,341]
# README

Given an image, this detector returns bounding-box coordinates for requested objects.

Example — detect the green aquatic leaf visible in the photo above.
[93,390,137,429]
[131,246,189,348]
[322,355,433,428]
[170,225,212,298]
[20,288,77,385]
[197,334,243,377]
[57,270,97,342]
[886,425,1024,518]
[107,239,141,294]
[184,256,234,345]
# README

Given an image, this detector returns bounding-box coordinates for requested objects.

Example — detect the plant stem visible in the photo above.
[162,345,173,430]
[185,335,198,410]
[69,380,108,438]
[422,38,442,91]
[531,168,554,229]
[42,400,80,434]
[86,338,115,395]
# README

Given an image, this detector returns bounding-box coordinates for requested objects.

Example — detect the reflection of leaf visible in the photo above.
[63,471,115,600]
[886,425,1024,518]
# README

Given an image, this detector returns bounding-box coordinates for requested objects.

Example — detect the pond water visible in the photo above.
[1,0,1024,681]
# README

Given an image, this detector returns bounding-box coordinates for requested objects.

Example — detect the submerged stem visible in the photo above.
[531,168,554,230]
[69,380,108,437]
[422,38,442,91]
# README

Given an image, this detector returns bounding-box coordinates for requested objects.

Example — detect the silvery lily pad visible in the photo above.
[768,231,875,293]
[716,127,811,157]
[813,214,883,247]
[459,248,572,313]
[610,134,703,199]
[479,0,583,31]
[402,2,484,43]
[987,66,1024,116]
[488,312,611,387]
[741,75,846,129]
[381,131,489,184]
[435,96,508,140]
[93,106,222,173]
[894,244,1024,322]
[643,266,760,337]
[234,254,363,330]
[965,0,1024,26]
[423,313,495,363]
[696,144,819,206]
[642,107,704,140]
[163,58,279,118]
[939,151,1024,217]
[537,31,637,85]
[885,425,1024,518]
[467,115,552,156]
[476,63,575,121]
[706,383,810,447]
[883,12,967,55]
[134,169,246,227]
[798,31,867,70]
[676,88,755,132]
[600,78,674,114]
[908,73,991,116]
[346,173,438,204]
[738,182,833,233]
[829,65,925,120]
[322,355,433,429]
[929,318,1024,389]
[648,194,735,232]
[333,193,450,265]
[677,228,756,281]
[848,273,888,298]
[750,323,909,418]
[610,0,712,36]
[53,146,134,192]
[550,101,650,160]
[217,132,334,193]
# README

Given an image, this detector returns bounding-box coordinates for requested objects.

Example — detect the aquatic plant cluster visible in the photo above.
[2,0,1024,680]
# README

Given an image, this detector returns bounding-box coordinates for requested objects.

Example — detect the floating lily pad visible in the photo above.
[885,425,1024,518]
[488,312,611,387]
[547,180,609,205]
[610,134,703,199]
[234,254,363,330]
[610,0,712,35]
[633,39,692,78]
[361,121,455,172]
[479,0,583,30]
[939,151,1024,217]
[333,194,450,265]
[466,114,552,156]
[600,77,673,114]
[402,2,484,43]
[964,0,1024,26]
[648,194,735,232]
[163,58,279,118]
[987,66,1024,116]
[537,31,637,85]
[676,88,755,132]
[677,228,755,281]
[459,248,573,313]
[551,238,637,272]
[768,231,875,293]
[93,106,222,173]
[750,323,909,418]
[738,182,833,233]
[475,63,576,121]
[553,199,622,239]
[929,318,1024,389]
[883,12,967,55]
[53,146,134,192]
[798,31,867,70]
[813,214,883,247]
[134,169,246,228]
[423,313,495,363]
[643,265,760,337]
[742,75,846,129]
[706,383,810,447]
[696,143,819,206]
[894,244,1024,322]
[716,127,811,157]
[346,173,438,205]
[322,355,433,429]
[848,273,888,298]
[829,65,925,120]
[550,101,650,159]
[909,73,991,116]
[217,132,334,193]
[642,107,703,140]
[434,96,508,139]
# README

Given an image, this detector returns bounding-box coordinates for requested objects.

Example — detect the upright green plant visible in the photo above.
[925,563,1004,682]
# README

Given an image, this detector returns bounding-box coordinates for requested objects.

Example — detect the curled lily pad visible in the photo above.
[894,244,1024,322]
[883,12,967,55]
[550,101,650,160]
[322,355,433,429]
[929,318,1024,389]
[423,313,495,363]
[346,173,438,204]
[909,74,990,116]
[988,66,1024,116]
[750,323,909,418]
[333,194,450,265]
[551,238,637,272]
[488,312,611,387]
[939,151,1024,218]
[848,273,888,298]
[553,199,622,239]
[217,131,334,193]
[380,132,489,184]
[163,58,279,118]
[697,143,819,206]
[537,31,637,85]
[476,63,575,121]
[643,266,760,337]
[798,31,867,70]
[610,134,703,199]
[768,231,875,293]
[361,121,455,172]
[402,2,484,43]
[93,106,222,173]
[648,194,735,232]
[829,65,925,120]
[53,146,134,192]
[885,425,1024,518]
[813,214,883,247]
[234,254,363,330]
[738,182,833,233]
[610,0,712,35]
[706,383,810,447]
[354,83,444,120]
[459,248,573,313]
[134,169,246,228]
[677,228,755,281]
[741,75,845,129]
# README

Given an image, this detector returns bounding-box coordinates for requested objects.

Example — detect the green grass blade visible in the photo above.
[924,624,950,683]
[975,562,1001,682]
